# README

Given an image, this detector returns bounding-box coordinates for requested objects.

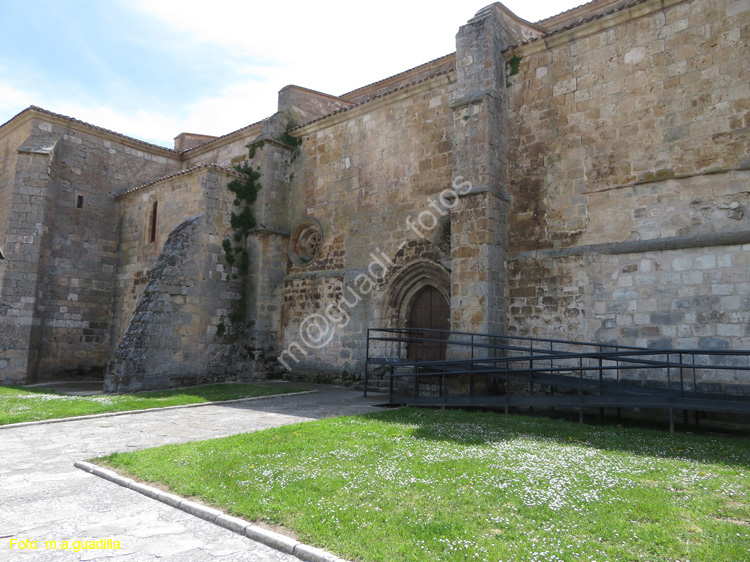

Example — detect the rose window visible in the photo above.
[290,222,324,265]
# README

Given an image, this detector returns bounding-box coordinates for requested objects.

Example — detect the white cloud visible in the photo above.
[3,1,588,145]
[51,102,183,146]
[124,0,589,144]
[0,85,34,118]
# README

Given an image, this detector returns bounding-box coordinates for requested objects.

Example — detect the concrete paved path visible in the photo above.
[0,384,384,561]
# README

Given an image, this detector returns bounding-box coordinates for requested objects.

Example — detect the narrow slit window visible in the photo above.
[149,201,158,243]
[76,195,84,209]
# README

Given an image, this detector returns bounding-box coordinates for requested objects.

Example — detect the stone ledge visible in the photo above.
[509,230,750,261]
[457,183,511,203]
[450,90,494,110]
[506,0,691,58]
[295,73,455,135]
[75,460,351,562]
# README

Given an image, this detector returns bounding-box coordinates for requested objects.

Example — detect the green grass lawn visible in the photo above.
[99,408,750,562]
[0,383,304,425]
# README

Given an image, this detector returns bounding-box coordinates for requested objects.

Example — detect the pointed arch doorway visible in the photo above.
[407,285,450,361]
[381,260,452,361]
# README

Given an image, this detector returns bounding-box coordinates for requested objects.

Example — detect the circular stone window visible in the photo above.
[290,220,324,266]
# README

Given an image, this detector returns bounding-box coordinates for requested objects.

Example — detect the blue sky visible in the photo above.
[0,0,587,147]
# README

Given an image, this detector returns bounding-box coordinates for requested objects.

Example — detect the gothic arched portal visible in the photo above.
[407,285,450,360]
[380,260,451,360]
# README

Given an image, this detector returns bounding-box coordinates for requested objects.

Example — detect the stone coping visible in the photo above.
[0,390,318,430]
[0,106,178,155]
[75,459,350,562]
[114,161,245,200]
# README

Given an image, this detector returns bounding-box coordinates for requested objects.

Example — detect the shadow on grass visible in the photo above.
[0,383,309,426]
[3,382,302,401]
[365,406,750,469]
[2,385,62,395]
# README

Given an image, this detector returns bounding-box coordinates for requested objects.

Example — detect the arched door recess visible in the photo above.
[380,260,451,360]
[408,285,449,360]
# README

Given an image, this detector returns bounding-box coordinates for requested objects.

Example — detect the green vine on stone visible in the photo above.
[219,117,302,339]
[221,158,262,334]
[248,140,265,160]
[507,54,522,77]
[278,115,303,163]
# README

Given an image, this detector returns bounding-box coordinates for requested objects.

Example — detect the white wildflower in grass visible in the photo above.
[100,408,750,562]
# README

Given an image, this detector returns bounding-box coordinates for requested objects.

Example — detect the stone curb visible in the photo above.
[0,390,318,430]
[74,461,349,562]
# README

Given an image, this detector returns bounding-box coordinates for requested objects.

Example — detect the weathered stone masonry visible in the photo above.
[504,0,750,351]
[0,113,177,384]
[0,0,747,390]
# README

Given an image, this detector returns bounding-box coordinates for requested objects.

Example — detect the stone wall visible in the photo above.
[113,165,240,344]
[0,118,34,382]
[106,167,244,391]
[1,0,747,390]
[278,72,457,381]
[181,122,265,169]
[34,117,177,380]
[507,241,750,350]
[505,0,750,349]
[278,85,352,126]
[0,132,59,383]
[241,134,292,378]
[449,3,540,338]
[0,109,178,383]
[35,119,177,380]
[0,119,31,303]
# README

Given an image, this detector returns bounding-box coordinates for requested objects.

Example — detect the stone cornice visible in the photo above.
[341,53,456,102]
[279,84,352,105]
[246,134,296,151]
[457,184,511,203]
[17,137,59,156]
[284,268,351,281]
[181,120,266,159]
[115,163,244,200]
[509,230,750,261]
[292,72,456,136]
[582,165,750,195]
[505,0,691,59]
[247,226,290,238]
[469,2,546,33]
[1,106,178,158]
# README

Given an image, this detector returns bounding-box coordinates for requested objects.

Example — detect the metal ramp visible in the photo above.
[364,328,750,431]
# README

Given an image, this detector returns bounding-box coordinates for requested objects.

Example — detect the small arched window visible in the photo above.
[149,201,158,243]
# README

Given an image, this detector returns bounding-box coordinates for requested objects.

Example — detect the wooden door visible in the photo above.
[407,286,449,361]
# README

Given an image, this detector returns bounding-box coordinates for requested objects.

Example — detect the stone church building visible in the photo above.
[0,0,748,391]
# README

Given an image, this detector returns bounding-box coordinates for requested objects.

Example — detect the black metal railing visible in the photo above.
[364,327,750,431]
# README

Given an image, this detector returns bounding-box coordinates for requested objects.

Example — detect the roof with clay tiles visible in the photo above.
[114,162,244,199]
[513,0,650,48]
[290,67,455,132]
[1,106,178,155]
[340,52,456,102]
[178,117,269,154]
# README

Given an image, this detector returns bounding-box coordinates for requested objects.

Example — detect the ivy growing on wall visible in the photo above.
[506,54,522,87]
[219,117,303,339]
[222,160,262,333]
[507,54,522,77]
